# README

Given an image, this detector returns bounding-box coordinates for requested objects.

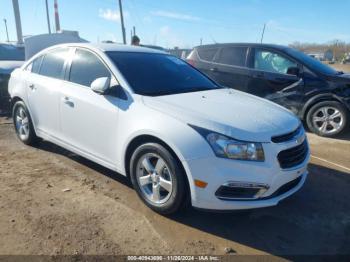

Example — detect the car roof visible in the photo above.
[194,43,290,51]
[46,42,166,54]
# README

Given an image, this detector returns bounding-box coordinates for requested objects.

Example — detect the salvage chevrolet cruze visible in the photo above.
[8,43,310,214]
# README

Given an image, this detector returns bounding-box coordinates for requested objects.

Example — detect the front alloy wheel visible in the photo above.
[130,143,188,214]
[307,101,349,137]
[136,153,173,204]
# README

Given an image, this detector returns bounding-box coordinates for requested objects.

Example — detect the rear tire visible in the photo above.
[129,142,188,215]
[12,101,38,145]
[306,101,349,137]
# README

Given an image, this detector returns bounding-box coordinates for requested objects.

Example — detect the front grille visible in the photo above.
[277,140,308,169]
[215,186,260,199]
[271,125,302,143]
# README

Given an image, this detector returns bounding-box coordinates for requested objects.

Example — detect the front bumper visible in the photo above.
[182,140,310,211]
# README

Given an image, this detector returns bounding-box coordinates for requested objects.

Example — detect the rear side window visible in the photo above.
[39,48,68,79]
[216,47,248,67]
[197,48,218,61]
[69,49,111,87]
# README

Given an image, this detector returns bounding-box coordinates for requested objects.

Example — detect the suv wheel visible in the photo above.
[306,101,349,137]
[129,143,188,214]
[13,101,38,145]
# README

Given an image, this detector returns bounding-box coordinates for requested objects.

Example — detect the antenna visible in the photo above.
[260,23,266,43]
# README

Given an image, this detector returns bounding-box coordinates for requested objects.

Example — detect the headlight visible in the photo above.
[190,125,265,161]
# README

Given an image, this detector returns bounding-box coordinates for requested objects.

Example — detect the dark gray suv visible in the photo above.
[187,43,350,137]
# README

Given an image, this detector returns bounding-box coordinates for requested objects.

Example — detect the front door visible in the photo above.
[59,48,120,166]
[246,48,304,114]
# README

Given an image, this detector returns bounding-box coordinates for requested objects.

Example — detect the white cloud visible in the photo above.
[160,26,170,35]
[151,10,201,21]
[99,8,129,22]
[143,16,152,23]
[158,26,184,48]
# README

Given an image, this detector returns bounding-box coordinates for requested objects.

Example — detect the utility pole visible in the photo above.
[133,26,136,36]
[260,23,266,43]
[3,19,9,42]
[200,38,203,46]
[12,0,23,44]
[118,0,126,44]
[45,0,51,34]
[54,0,61,32]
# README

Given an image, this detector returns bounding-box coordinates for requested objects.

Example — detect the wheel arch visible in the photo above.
[123,134,191,203]
[301,93,345,120]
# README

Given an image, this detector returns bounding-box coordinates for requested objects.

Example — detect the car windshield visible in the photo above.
[107,52,220,96]
[0,44,25,61]
[285,47,339,75]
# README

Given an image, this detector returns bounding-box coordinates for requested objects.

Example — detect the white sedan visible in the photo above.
[8,43,310,214]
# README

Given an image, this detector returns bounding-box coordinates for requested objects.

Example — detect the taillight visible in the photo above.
[187,59,196,67]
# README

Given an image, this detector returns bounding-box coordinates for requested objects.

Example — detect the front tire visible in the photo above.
[129,143,188,215]
[12,101,38,145]
[306,101,349,137]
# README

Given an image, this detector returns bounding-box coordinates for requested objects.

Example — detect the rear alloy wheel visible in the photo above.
[130,143,188,214]
[13,101,38,145]
[306,101,349,137]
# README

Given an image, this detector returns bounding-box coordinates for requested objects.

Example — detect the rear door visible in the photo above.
[246,48,304,114]
[26,48,69,137]
[210,46,250,91]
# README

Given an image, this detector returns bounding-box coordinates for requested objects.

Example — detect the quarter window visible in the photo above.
[217,47,248,67]
[197,48,218,61]
[69,49,111,87]
[254,49,297,75]
[31,56,43,74]
[39,48,68,79]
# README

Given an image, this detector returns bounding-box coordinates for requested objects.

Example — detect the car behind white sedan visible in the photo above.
[8,43,310,214]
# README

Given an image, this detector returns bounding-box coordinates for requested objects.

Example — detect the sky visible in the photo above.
[0,0,350,48]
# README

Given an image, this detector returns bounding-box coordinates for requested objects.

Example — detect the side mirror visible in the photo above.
[287,67,300,77]
[91,77,110,94]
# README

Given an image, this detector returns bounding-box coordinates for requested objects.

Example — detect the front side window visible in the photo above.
[216,47,248,67]
[39,48,68,79]
[254,49,297,75]
[69,49,111,87]
[107,52,220,96]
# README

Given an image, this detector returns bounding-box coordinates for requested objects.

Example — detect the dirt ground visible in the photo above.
[0,116,349,257]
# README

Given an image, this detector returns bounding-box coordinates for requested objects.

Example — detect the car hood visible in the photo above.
[0,60,24,74]
[142,88,300,142]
